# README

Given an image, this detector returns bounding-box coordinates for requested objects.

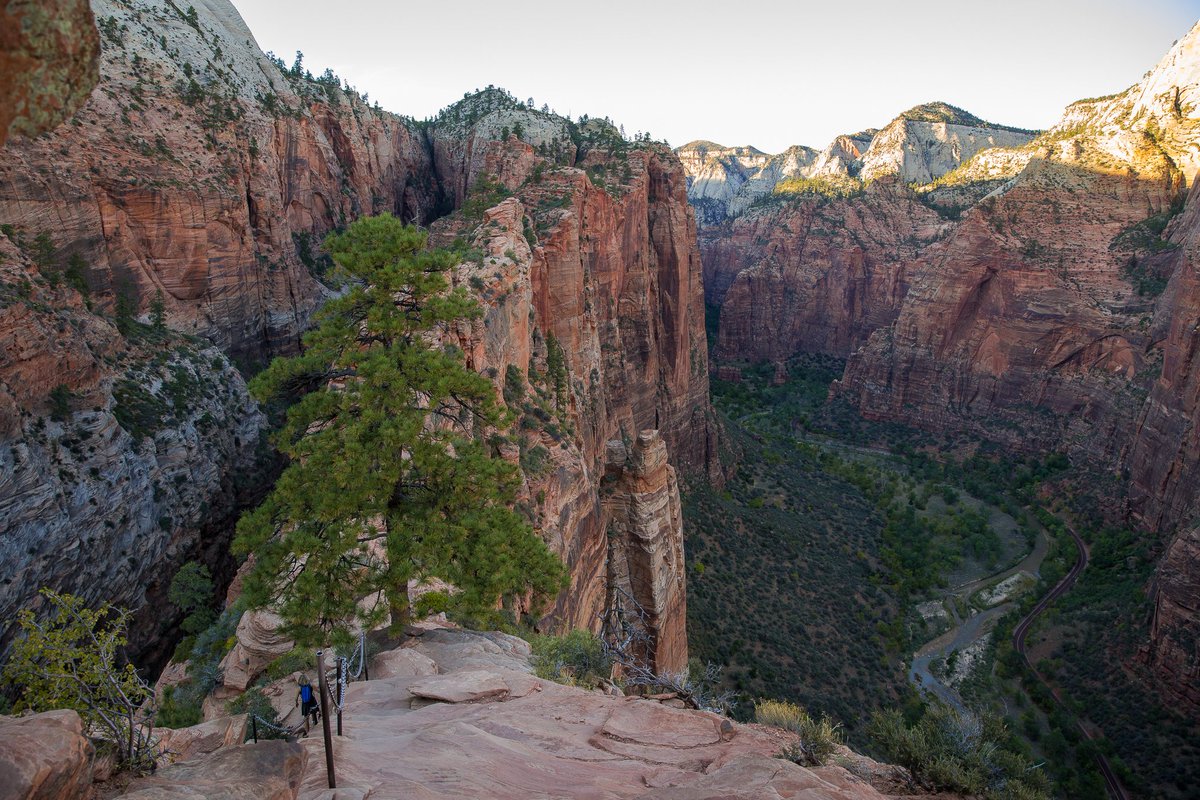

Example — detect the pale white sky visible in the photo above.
[231,0,1198,154]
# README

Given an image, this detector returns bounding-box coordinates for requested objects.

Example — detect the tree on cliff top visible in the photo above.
[233,214,565,645]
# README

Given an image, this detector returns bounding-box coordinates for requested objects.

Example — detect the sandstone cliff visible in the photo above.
[0,0,440,365]
[0,1,716,674]
[427,121,718,670]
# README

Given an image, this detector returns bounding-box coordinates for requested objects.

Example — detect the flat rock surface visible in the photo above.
[293,630,886,800]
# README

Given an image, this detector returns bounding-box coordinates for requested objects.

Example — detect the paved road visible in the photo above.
[1011,519,1129,800]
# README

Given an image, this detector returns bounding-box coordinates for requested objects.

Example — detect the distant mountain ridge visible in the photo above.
[676,102,1037,225]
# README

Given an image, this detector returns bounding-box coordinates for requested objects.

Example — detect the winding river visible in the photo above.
[908,524,1049,714]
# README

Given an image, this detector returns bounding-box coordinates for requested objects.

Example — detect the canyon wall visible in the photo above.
[431,123,717,672]
[0,1,712,673]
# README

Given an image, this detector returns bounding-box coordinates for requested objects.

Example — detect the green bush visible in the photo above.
[264,647,317,681]
[868,701,1049,799]
[530,629,612,687]
[227,687,285,739]
[156,683,203,729]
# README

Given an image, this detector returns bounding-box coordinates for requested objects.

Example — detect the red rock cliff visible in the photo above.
[0,4,716,674]
[432,128,718,671]
[0,0,440,364]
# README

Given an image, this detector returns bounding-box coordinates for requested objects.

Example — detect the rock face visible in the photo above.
[1144,526,1200,709]
[0,710,95,800]
[0,0,439,363]
[855,103,1035,184]
[0,236,263,665]
[603,431,688,674]
[708,181,948,359]
[0,1,717,670]
[427,123,718,658]
[675,141,815,226]
[289,628,889,800]
[682,104,1034,363]
[0,0,99,146]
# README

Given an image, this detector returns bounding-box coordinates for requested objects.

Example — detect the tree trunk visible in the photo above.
[388,590,411,635]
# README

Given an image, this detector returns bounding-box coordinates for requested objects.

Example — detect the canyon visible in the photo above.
[3,2,1200,798]
[0,0,715,675]
[685,23,1200,716]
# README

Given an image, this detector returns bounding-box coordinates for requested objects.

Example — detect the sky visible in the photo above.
[231,0,1199,154]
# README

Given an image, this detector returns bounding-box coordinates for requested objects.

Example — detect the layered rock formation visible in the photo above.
[708,181,948,359]
[856,103,1034,184]
[429,124,716,669]
[291,628,891,800]
[0,0,439,363]
[603,431,688,674]
[0,235,262,665]
[0,0,715,673]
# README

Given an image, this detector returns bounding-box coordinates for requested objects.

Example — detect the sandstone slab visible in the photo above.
[0,710,94,800]
[120,740,305,800]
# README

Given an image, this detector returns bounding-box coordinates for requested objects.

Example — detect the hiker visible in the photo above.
[295,674,319,729]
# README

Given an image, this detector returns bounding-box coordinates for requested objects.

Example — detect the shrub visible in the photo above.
[4,590,155,767]
[756,699,842,766]
[868,701,1049,799]
[227,687,286,740]
[530,629,612,687]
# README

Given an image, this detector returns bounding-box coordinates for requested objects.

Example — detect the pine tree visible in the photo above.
[234,215,565,645]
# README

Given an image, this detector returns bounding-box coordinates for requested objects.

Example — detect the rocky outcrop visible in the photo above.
[0,0,439,364]
[289,628,890,800]
[603,431,688,674]
[856,103,1035,184]
[0,710,95,800]
[153,715,248,766]
[120,739,306,800]
[0,0,99,147]
[427,128,717,651]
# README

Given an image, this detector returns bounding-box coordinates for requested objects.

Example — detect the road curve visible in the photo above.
[1011,519,1129,800]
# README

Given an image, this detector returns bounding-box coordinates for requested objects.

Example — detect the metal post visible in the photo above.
[361,632,369,682]
[316,650,336,789]
[336,656,345,736]
[251,715,258,743]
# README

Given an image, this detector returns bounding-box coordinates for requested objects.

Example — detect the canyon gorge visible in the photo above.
[682,24,1200,720]
[2,1,1199,798]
